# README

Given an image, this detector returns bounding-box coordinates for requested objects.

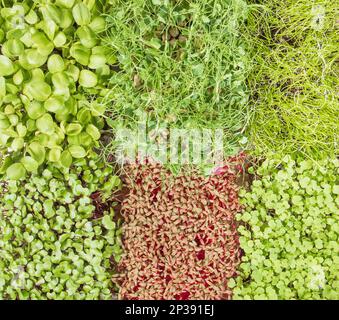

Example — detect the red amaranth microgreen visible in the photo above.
[114,157,244,300]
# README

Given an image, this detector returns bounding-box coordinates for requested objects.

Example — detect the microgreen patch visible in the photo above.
[234,156,339,300]
[246,0,338,158]
[115,158,243,300]
[0,0,115,179]
[0,156,122,300]
[102,0,256,158]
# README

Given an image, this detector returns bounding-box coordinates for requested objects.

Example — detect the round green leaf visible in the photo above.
[6,163,27,180]
[68,145,86,158]
[2,39,24,57]
[48,148,61,162]
[102,215,116,230]
[56,0,75,9]
[21,156,39,172]
[31,32,54,56]
[59,8,74,29]
[60,150,72,168]
[26,119,37,132]
[27,142,46,165]
[53,32,67,47]
[0,119,11,129]
[24,81,52,101]
[79,132,92,146]
[47,54,65,73]
[66,123,83,136]
[66,65,80,82]
[11,137,24,151]
[70,43,90,66]
[72,3,91,26]
[67,134,79,145]
[36,114,55,135]
[89,16,106,33]
[20,49,48,69]
[0,76,6,98]
[54,126,65,142]
[90,102,105,116]
[13,69,24,85]
[31,68,45,82]
[0,55,15,76]
[25,101,45,120]
[79,70,97,88]
[76,26,97,48]
[88,54,106,69]
[37,133,49,147]
[44,96,64,113]
[8,114,19,126]
[25,9,38,24]
[51,72,70,89]
[0,156,13,174]
[77,108,91,124]
[86,124,100,140]
[4,105,15,115]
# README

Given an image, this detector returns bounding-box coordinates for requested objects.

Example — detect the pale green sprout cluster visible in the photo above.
[232,156,339,300]
[0,155,123,300]
[0,0,115,180]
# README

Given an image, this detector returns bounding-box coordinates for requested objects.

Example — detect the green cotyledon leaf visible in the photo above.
[68,145,86,158]
[23,80,52,101]
[6,163,27,180]
[36,114,55,135]
[72,3,91,26]
[27,141,46,165]
[0,55,15,76]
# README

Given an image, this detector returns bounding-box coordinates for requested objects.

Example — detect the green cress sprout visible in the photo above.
[232,156,339,300]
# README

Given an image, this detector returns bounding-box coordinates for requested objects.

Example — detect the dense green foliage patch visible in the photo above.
[247,0,338,158]
[0,0,115,180]
[233,156,339,299]
[0,155,122,300]
[103,0,255,156]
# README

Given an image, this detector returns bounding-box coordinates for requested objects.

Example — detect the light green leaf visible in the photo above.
[0,55,15,76]
[47,54,65,73]
[48,148,62,162]
[36,114,55,135]
[70,43,90,66]
[2,39,24,57]
[21,156,39,172]
[68,145,86,158]
[44,96,64,113]
[89,16,106,33]
[60,150,72,168]
[72,3,91,26]
[24,81,52,101]
[102,215,116,230]
[76,26,97,48]
[79,70,97,88]
[27,141,46,165]
[56,0,75,9]
[25,101,45,120]
[0,76,6,98]
[6,163,27,180]
[53,32,67,47]
[11,137,24,151]
[66,123,83,136]
[86,124,100,140]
